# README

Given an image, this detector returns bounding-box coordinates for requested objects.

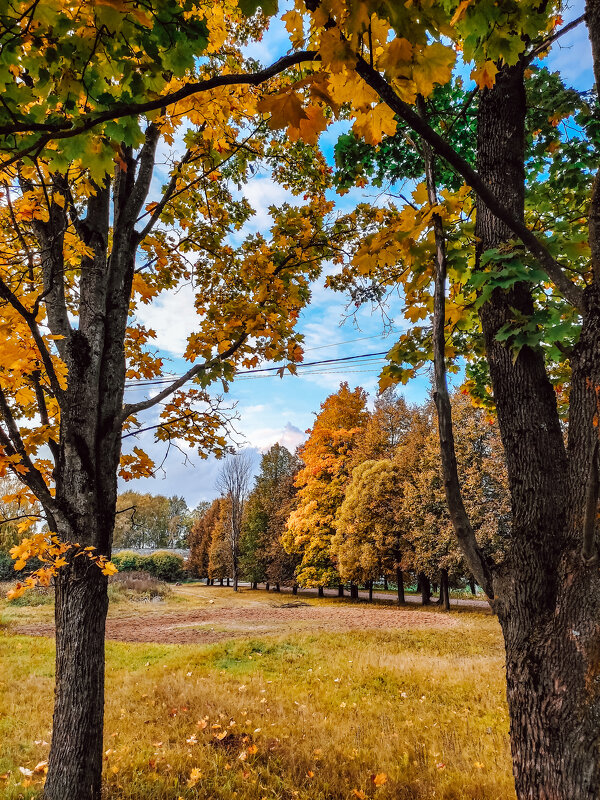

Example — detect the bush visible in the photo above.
[7,585,54,606]
[145,551,184,582]
[112,550,145,572]
[107,570,171,602]
[0,550,14,580]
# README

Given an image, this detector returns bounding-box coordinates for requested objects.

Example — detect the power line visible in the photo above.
[124,350,390,390]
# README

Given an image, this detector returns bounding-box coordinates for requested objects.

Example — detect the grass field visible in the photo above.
[0,584,515,800]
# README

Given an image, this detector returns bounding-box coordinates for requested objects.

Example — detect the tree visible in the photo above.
[271,2,600,794]
[282,383,368,588]
[0,5,354,797]
[240,443,301,587]
[207,498,233,584]
[332,458,409,603]
[216,451,254,591]
[350,387,412,464]
[113,491,195,549]
[188,499,221,580]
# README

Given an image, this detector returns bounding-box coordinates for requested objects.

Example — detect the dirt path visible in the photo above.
[15,603,459,645]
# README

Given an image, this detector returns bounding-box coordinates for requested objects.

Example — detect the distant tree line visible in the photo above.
[188,383,511,607]
[113,492,205,550]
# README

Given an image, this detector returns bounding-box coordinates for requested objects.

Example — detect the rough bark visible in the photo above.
[474,55,600,799]
[44,563,108,800]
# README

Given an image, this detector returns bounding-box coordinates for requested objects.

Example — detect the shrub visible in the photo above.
[7,585,54,606]
[107,571,171,602]
[112,550,145,572]
[145,551,184,582]
[0,550,14,580]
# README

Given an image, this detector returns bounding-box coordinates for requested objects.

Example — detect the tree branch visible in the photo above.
[354,56,585,312]
[0,51,319,169]
[0,275,65,403]
[417,94,496,601]
[525,14,586,65]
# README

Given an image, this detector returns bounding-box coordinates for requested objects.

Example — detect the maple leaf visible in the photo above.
[352,104,397,146]
[378,38,414,76]
[258,91,308,130]
[413,42,456,98]
[372,772,388,787]
[471,61,499,90]
[450,0,474,26]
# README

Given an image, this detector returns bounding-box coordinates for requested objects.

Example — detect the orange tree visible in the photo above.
[0,3,370,798]
[261,1,600,796]
[282,382,368,589]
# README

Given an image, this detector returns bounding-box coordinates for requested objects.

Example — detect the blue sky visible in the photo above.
[120,1,592,507]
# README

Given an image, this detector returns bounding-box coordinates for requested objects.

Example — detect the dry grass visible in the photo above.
[0,586,514,800]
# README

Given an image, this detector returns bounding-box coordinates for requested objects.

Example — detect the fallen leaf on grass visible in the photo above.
[352,790,367,799]
[34,761,48,774]
[19,767,33,777]
[187,767,202,787]
[372,772,388,787]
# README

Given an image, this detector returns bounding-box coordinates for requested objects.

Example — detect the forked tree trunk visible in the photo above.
[396,567,405,604]
[45,564,109,800]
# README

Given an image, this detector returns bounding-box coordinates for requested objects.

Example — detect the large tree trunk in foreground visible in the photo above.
[45,565,109,800]
[475,56,600,799]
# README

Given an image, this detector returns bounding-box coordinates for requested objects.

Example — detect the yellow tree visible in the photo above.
[282,382,368,590]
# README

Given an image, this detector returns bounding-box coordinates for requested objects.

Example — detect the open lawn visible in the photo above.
[0,585,514,800]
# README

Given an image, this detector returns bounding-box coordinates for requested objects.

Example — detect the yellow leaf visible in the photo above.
[471,61,498,90]
[352,103,397,145]
[187,767,202,787]
[258,91,308,130]
[450,0,474,26]
[282,9,304,44]
[378,37,413,76]
[413,42,456,97]
[288,105,328,145]
[352,791,367,800]
[319,26,354,72]
[372,772,388,787]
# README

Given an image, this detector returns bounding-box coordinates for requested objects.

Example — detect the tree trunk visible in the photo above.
[418,572,431,605]
[440,569,450,611]
[274,582,280,592]
[318,586,324,597]
[220,577,224,586]
[473,56,600,798]
[265,581,270,591]
[292,584,298,595]
[383,576,388,590]
[338,583,344,597]
[368,580,373,602]
[469,576,476,596]
[45,564,108,800]
[226,576,230,587]
[396,567,405,604]
[350,582,358,600]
